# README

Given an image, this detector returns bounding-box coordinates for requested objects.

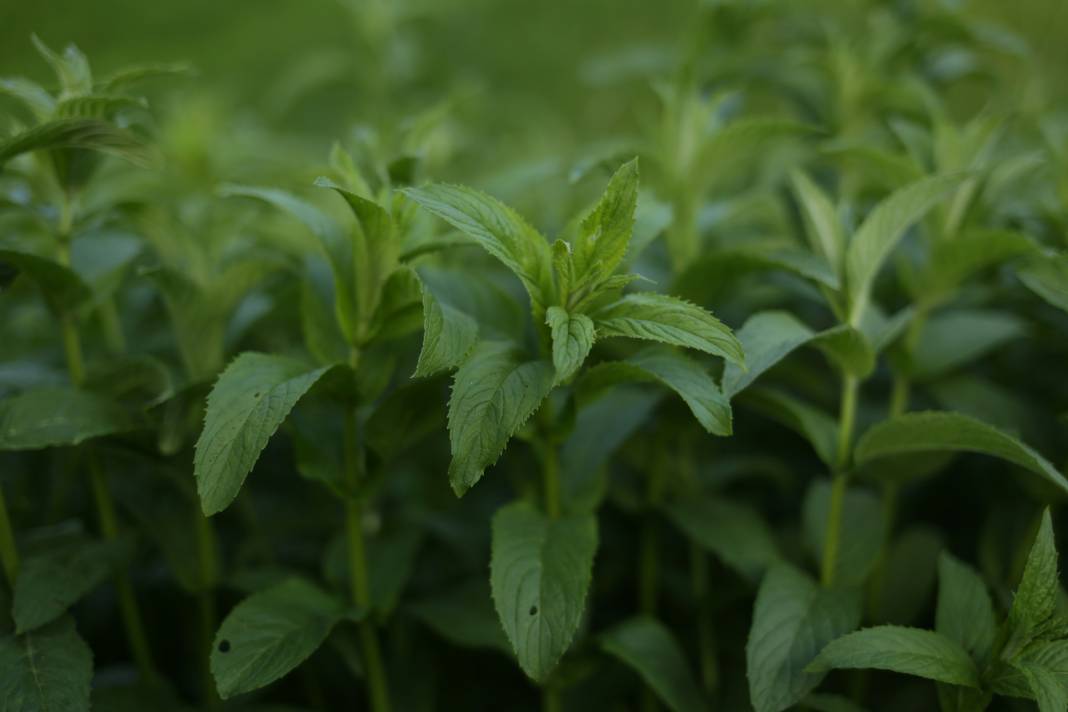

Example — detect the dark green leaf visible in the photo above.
[601,616,707,712]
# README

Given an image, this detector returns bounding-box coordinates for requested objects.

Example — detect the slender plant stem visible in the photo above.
[61,314,85,385]
[0,485,19,588]
[342,406,391,712]
[691,542,718,696]
[889,373,910,419]
[100,299,127,354]
[542,687,562,712]
[542,441,561,520]
[195,508,220,706]
[89,454,156,676]
[822,374,859,588]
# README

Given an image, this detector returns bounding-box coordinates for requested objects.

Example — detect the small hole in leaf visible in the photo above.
[529,605,538,616]
[253,392,261,399]
[218,640,231,653]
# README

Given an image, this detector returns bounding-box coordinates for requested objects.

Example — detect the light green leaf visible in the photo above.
[490,501,598,682]
[854,412,1068,496]
[0,387,135,451]
[1016,662,1068,712]
[747,563,862,712]
[1019,253,1068,315]
[446,342,554,495]
[802,480,884,587]
[845,173,968,325]
[910,309,1027,381]
[664,496,779,579]
[572,157,638,282]
[1007,509,1060,652]
[807,626,980,687]
[810,325,875,379]
[791,170,844,273]
[13,537,126,633]
[413,284,478,378]
[0,616,92,712]
[31,36,92,97]
[0,77,55,120]
[546,307,595,385]
[194,353,332,515]
[401,183,553,310]
[595,292,744,365]
[211,578,348,699]
[927,229,1037,298]
[601,616,707,712]
[0,119,152,167]
[935,553,996,662]
[579,347,731,436]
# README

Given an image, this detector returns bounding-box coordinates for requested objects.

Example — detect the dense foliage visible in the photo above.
[2,1,1068,710]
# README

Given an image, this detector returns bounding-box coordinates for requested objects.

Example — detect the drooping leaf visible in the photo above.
[845,173,968,324]
[0,118,152,167]
[595,292,744,365]
[194,353,332,515]
[211,578,349,699]
[601,616,707,712]
[446,342,554,495]
[579,347,732,436]
[935,553,996,661]
[0,387,135,451]
[546,307,595,385]
[490,501,598,682]
[0,616,92,712]
[746,564,862,712]
[13,537,127,633]
[664,495,779,579]
[854,412,1068,496]
[401,183,553,310]
[807,626,980,687]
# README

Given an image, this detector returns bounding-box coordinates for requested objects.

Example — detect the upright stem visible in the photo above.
[822,374,859,588]
[89,455,156,676]
[542,442,561,520]
[0,485,19,588]
[343,405,391,712]
[195,509,220,706]
[691,543,718,696]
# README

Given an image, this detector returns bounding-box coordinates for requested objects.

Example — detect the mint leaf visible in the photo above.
[935,553,996,661]
[1006,509,1060,652]
[601,616,707,712]
[490,501,597,682]
[211,578,349,699]
[572,157,638,282]
[595,292,744,365]
[808,626,980,687]
[0,387,135,451]
[412,284,478,378]
[0,249,90,315]
[1016,661,1068,712]
[194,353,332,515]
[664,495,779,580]
[722,311,816,398]
[0,617,92,712]
[741,387,838,466]
[401,183,553,310]
[1018,253,1068,315]
[791,170,844,273]
[546,306,595,385]
[746,563,861,712]
[447,342,554,495]
[910,309,1027,381]
[408,579,510,653]
[854,411,1068,496]
[0,118,152,167]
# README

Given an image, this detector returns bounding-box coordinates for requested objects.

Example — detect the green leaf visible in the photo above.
[935,553,996,662]
[673,246,841,298]
[0,77,55,120]
[194,353,332,515]
[873,527,943,625]
[810,325,875,379]
[807,626,980,687]
[32,36,92,97]
[0,249,90,314]
[446,343,554,495]
[0,119,152,167]
[490,501,598,682]
[926,229,1037,298]
[721,311,816,398]
[601,616,708,712]
[854,412,1068,497]
[791,170,844,273]
[845,173,968,325]
[595,292,744,365]
[401,183,553,310]
[211,578,348,699]
[13,537,126,633]
[909,309,1027,381]
[1019,253,1068,315]
[0,387,135,451]
[746,563,861,712]
[408,579,509,653]
[802,480,883,587]
[0,616,92,712]
[740,388,838,466]
[579,347,732,436]
[1016,662,1068,712]
[546,306,596,385]
[572,157,638,282]
[413,283,478,378]
[1007,509,1060,652]
[664,496,779,579]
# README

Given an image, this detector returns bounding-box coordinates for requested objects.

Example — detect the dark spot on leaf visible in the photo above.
[529,605,538,616]
[218,640,231,653]
[253,392,261,399]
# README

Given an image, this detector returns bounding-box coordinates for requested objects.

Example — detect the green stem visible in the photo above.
[823,374,859,588]
[61,314,85,386]
[889,374,909,419]
[691,542,718,696]
[195,510,220,706]
[343,408,391,712]
[89,455,156,677]
[542,442,561,520]
[0,485,19,588]
[100,298,127,355]
[542,687,562,712]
